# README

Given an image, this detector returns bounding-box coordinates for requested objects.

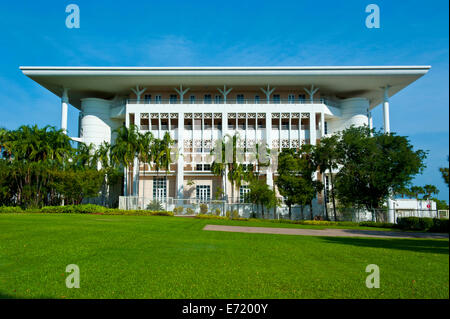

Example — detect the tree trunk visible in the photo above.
[330,173,337,221]
[288,204,292,220]
[323,173,329,220]
[310,201,313,220]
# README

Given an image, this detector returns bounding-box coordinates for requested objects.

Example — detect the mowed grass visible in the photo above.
[0,214,448,299]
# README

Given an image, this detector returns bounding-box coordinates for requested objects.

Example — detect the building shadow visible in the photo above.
[319,236,449,255]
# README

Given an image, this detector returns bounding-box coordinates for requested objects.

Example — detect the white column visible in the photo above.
[383,86,390,134]
[383,86,395,223]
[265,112,273,188]
[320,112,325,138]
[61,88,69,134]
[309,112,317,145]
[176,112,184,199]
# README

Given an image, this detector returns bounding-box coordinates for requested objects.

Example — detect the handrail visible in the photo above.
[126,98,336,106]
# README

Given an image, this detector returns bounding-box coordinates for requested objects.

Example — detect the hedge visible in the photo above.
[0,204,173,217]
[396,217,449,233]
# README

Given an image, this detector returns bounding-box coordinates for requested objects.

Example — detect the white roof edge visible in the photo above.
[20,65,431,71]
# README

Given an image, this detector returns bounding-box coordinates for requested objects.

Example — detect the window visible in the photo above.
[155,95,162,104]
[238,119,245,130]
[281,119,289,130]
[196,185,211,202]
[288,94,295,104]
[140,117,149,131]
[144,94,152,103]
[190,95,196,104]
[196,164,203,171]
[153,177,167,200]
[151,119,158,130]
[213,119,222,130]
[240,186,250,203]
[298,94,306,102]
[129,113,135,125]
[237,94,244,104]
[257,118,265,129]
[161,119,168,130]
[204,94,212,104]
[214,95,222,104]
[324,121,328,135]
[254,95,260,104]
[272,94,280,104]
[184,119,192,130]
[203,164,211,171]
[291,118,299,130]
[170,94,178,104]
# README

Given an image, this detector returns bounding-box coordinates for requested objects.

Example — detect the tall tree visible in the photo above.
[439,157,449,187]
[276,148,302,219]
[111,125,140,196]
[409,186,425,200]
[334,126,427,215]
[313,135,339,220]
[423,184,439,200]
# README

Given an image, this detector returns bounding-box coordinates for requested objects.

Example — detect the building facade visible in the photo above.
[21,66,430,219]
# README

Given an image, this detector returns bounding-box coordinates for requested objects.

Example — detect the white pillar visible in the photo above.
[383,86,390,134]
[383,86,395,223]
[176,112,184,199]
[309,112,316,145]
[265,112,273,188]
[320,112,325,138]
[61,88,69,134]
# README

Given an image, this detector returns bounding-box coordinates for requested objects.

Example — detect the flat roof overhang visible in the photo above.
[20,66,430,110]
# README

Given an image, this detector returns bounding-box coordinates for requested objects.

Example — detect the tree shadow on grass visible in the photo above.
[320,236,449,255]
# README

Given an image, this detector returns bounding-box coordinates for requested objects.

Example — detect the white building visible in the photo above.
[20,66,430,219]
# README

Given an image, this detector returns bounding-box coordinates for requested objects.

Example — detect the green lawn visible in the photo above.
[0,213,448,299]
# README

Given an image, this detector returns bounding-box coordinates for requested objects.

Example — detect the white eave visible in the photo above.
[20,65,430,109]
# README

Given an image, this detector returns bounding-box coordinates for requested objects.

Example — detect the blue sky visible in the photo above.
[0,0,448,201]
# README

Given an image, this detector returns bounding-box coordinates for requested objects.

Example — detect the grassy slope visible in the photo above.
[0,214,448,299]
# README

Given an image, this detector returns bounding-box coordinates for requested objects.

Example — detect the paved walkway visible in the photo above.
[203,225,449,239]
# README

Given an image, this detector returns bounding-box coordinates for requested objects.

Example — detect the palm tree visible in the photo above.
[211,139,227,200]
[423,184,439,200]
[111,125,140,196]
[137,132,154,200]
[313,135,339,221]
[225,133,242,202]
[409,186,425,200]
[248,141,270,178]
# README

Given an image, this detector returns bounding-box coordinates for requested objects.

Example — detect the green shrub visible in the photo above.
[359,221,396,228]
[186,207,194,215]
[429,218,449,233]
[214,208,221,216]
[396,217,443,232]
[103,210,173,216]
[0,206,24,213]
[146,200,164,211]
[199,203,208,214]
[40,204,106,214]
[173,206,184,215]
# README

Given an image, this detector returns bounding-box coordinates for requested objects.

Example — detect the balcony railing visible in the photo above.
[126,98,335,106]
